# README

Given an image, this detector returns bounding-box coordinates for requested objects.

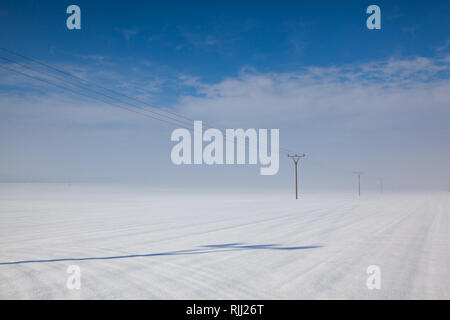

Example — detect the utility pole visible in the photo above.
[288,154,305,200]
[354,172,363,197]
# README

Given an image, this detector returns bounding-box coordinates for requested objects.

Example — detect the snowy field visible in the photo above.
[0,183,448,299]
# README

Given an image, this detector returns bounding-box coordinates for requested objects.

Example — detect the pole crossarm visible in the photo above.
[288,154,306,162]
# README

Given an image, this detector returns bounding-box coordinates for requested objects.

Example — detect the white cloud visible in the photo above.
[0,54,449,188]
[174,55,450,132]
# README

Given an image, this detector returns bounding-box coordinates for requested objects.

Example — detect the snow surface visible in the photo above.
[0,183,449,299]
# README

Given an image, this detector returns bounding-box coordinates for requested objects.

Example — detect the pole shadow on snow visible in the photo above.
[0,243,322,265]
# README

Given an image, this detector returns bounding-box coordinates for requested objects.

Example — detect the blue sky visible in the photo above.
[0,0,449,191]
[1,1,449,92]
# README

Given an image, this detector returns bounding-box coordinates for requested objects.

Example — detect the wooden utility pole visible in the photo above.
[288,154,305,200]
[354,172,363,197]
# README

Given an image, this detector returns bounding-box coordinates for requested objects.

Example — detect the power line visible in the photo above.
[0,48,298,156]
[0,47,196,126]
[0,55,289,161]
[0,55,195,129]
[0,64,192,130]
[0,47,385,190]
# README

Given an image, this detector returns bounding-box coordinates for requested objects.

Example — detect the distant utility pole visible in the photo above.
[288,154,306,200]
[354,172,363,197]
